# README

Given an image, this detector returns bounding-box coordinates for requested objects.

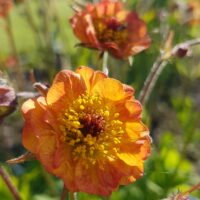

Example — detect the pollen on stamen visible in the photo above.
[59,93,125,164]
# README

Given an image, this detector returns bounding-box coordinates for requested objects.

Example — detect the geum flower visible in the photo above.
[186,0,200,25]
[22,66,151,196]
[0,0,13,18]
[70,0,151,59]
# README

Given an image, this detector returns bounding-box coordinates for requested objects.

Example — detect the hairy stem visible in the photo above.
[0,166,21,200]
[139,37,200,105]
[177,182,200,199]
[139,58,167,105]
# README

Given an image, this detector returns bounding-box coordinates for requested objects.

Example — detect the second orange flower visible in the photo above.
[70,0,151,59]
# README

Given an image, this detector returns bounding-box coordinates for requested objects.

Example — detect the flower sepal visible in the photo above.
[6,152,36,164]
[33,82,49,96]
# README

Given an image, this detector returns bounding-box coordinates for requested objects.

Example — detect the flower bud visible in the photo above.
[0,86,17,121]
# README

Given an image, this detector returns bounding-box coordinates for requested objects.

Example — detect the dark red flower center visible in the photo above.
[94,18,128,44]
[106,18,127,31]
[79,114,105,137]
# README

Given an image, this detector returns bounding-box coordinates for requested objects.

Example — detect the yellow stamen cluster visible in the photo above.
[59,93,124,164]
[94,20,128,44]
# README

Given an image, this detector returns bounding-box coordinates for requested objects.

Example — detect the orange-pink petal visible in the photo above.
[76,66,107,92]
[92,78,130,101]
[74,160,121,196]
[22,97,58,153]
[46,70,86,113]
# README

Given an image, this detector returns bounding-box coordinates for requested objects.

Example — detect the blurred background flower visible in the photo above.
[0,0,13,18]
[70,0,151,59]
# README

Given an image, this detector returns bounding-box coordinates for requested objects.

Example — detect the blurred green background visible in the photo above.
[0,0,200,199]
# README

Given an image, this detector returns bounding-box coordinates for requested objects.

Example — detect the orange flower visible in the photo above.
[70,0,151,59]
[0,0,12,18]
[22,66,151,196]
[186,0,200,25]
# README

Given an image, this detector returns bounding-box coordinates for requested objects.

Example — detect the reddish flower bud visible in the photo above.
[0,86,17,121]
[172,45,189,58]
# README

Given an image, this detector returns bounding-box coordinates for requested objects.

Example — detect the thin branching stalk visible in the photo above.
[139,58,167,105]
[139,37,200,105]
[176,182,200,199]
[0,166,21,200]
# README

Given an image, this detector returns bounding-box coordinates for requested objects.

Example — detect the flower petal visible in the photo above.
[22,123,38,153]
[46,70,86,113]
[22,97,58,153]
[118,136,151,168]
[117,152,143,169]
[116,100,142,121]
[92,78,130,101]
[76,66,107,92]
[51,145,78,191]
[75,160,121,196]
[123,84,135,97]
[124,121,149,140]
[36,135,57,172]
[70,12,99,48]
[92,0,123,18]
[111,159,143,185]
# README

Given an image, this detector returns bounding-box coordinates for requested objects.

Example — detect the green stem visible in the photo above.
[69,192,77,200]
[102,51,109,75]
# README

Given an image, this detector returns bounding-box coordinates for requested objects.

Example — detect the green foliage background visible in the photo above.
[0,0,200,199]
